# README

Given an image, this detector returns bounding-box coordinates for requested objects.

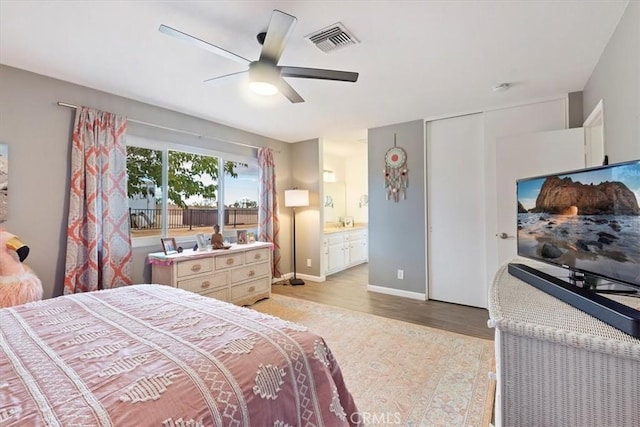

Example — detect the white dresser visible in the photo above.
[149,242,272,306]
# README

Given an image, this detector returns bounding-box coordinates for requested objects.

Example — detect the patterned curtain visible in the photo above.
[257,148,281,277]
[63,106,133,294]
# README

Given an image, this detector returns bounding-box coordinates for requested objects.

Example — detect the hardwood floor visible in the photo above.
[272,263,494,340]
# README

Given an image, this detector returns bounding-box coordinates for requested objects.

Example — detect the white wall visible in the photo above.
[483,98,568,289]
[583,0,639,162]
[322,142,368,225]
[424,98,568,308]
[345,142,368,224]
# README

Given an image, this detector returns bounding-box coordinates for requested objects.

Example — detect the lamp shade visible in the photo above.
[284,189,309,207]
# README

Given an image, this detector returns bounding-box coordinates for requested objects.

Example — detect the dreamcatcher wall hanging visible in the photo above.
[384,133,408,202]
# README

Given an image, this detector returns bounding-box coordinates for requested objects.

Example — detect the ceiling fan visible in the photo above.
[159,9,359,103]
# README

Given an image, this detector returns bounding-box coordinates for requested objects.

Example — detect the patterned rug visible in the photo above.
[252,294,495,427]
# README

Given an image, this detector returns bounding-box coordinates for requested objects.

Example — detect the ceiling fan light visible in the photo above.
[249,80,279,96]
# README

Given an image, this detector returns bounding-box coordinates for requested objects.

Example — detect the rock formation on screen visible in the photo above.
[517,201,528,213]
[531,176,639,215]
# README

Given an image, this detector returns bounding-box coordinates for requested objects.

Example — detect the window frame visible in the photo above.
[126,135,258,248]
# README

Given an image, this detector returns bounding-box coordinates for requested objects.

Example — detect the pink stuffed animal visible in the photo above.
[0,230,43,308]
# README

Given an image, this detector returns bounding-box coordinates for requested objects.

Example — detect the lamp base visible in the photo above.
[289,278,305,286]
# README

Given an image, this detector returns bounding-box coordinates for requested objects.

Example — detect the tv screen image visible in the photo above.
[516,160,640,289]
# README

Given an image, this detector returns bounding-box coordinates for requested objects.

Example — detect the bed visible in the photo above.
[0,284,359,426]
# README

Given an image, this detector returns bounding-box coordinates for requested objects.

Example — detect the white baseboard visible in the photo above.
[367,284,426,301]
[276,272,326,283]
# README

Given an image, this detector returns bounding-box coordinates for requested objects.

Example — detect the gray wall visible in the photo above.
[568,91,584,128]
[583,0,640,162]
[290,139,322,278]
[368,120,426,294]
[0,65,292,299]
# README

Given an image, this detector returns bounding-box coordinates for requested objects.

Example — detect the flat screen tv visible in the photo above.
[516,159,640,290]
[511,159,640,337]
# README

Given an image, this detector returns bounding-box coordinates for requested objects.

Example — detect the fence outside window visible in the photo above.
[129,208,259,231]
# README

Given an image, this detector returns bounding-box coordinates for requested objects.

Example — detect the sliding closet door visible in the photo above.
[427,114,486,308]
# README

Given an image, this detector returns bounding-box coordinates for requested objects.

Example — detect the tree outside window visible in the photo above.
[126,146,258,239]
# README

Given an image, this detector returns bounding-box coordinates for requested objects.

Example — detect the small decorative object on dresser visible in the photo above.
[195,233,207,250]
[160,237,177,254]
[236,230,247,244]
[211,224,224,249]
[342,216,354,228]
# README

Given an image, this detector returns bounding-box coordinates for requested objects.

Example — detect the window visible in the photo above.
[126,136,258,246]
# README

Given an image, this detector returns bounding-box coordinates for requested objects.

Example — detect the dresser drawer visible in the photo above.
[203,287,229,302]
[177,271,227,294]
[230,262,269,284]
[176,258,213,278]
[214,253,243,270]
[230,277,270,302]
[245,248,269,264]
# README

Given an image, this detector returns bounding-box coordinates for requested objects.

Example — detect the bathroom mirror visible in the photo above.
[324,182,346,223]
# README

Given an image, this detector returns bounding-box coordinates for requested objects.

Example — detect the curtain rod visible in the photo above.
[57,101,279,152]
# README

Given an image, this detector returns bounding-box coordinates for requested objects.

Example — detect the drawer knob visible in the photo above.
[248,286,255,293]
[226,258,234,265]
[191,264,202,272]
[201,281,210,289]
[254,253,261,260]
[248,270,255,277]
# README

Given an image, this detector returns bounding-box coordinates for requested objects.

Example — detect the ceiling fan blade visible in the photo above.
[280,66,359,82]
[259,10,297,64]
[159,24,251,65]
[276,79,304,103]
[204,70,248,84]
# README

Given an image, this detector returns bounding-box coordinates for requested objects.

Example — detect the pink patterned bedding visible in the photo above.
[0,284,359,426]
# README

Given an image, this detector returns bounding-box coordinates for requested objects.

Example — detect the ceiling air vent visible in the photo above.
[306,22,359,53]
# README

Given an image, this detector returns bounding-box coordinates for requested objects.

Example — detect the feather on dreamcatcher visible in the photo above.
[384,134,408,202]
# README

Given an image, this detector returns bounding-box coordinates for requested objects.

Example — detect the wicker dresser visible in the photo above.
[149,242,272,306]
[488,259,640,427]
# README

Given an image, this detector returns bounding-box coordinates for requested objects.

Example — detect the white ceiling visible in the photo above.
[0,1,628,143]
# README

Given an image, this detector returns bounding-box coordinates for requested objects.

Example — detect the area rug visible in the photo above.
[252,294,495,427]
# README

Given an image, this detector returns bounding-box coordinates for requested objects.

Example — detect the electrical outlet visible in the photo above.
[397,269,404,280]
[306,258,312,267]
